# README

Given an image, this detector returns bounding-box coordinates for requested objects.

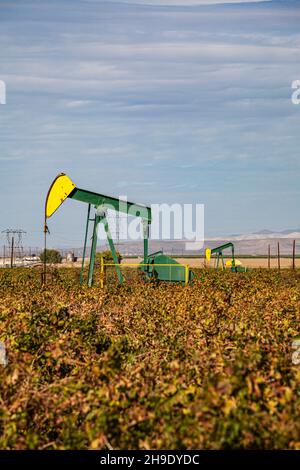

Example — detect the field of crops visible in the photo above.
[0,268,299,450]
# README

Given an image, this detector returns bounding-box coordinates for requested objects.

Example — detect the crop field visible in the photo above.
[0,268,299,450]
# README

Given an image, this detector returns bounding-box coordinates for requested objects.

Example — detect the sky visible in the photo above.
[0,0,300,248]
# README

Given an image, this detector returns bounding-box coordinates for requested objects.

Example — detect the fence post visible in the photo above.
[277,242,280,271]
[292,239,296,270]
[10,236,14,269]
[268,244,271,269]
[100,255,104,288]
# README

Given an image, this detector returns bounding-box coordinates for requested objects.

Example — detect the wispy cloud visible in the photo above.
[64,100,92,108]
[0,0,299,242]
[104,0,271,4]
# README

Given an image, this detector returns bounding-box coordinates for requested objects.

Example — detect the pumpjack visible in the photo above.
[45,173,194,286]
[205,242,247,272]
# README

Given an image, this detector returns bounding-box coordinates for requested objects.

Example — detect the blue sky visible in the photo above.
[0,0,299,247]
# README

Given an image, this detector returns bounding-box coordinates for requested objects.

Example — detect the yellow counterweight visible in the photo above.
[205,248,211,262]
[45,173,76,219]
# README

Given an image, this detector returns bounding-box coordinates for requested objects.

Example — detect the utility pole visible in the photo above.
[10,236,14,268]
[292,239,296,270]
[1,229,26,268]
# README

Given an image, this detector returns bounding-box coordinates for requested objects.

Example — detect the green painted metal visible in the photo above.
[143,221,149,266]
[235,266,248,273]
[86,212,124,287]
[80,203,91,285]
[210,242,235,257]
[47,174,196,286]
[141,251,195,284]
[209,242,247,272]
[66,181,195,285]
[88,215,100,287]
[100,213,124,284]
[67,185,151,286]
[69,187,151,223]
[210,242,235,271]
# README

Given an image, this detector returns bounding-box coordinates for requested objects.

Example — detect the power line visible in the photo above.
[1,229,26,267]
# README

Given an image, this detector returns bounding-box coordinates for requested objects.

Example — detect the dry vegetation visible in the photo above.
[0,268,299,449]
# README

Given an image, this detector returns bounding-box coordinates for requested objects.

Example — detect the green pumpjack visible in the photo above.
[206,242,248,273]
[45,173,195,286]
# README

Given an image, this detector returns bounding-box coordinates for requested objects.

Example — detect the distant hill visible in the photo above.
[47,229,300,257]
[222,229,300,242]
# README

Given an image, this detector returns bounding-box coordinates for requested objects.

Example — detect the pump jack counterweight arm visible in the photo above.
[45,173,151,286]
[45,173,151,223]
[209,242,234,256]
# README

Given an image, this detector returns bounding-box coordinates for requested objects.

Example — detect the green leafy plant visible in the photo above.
[39,249,62,264]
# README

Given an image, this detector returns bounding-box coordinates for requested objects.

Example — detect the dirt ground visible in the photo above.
[170,257,300,270]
